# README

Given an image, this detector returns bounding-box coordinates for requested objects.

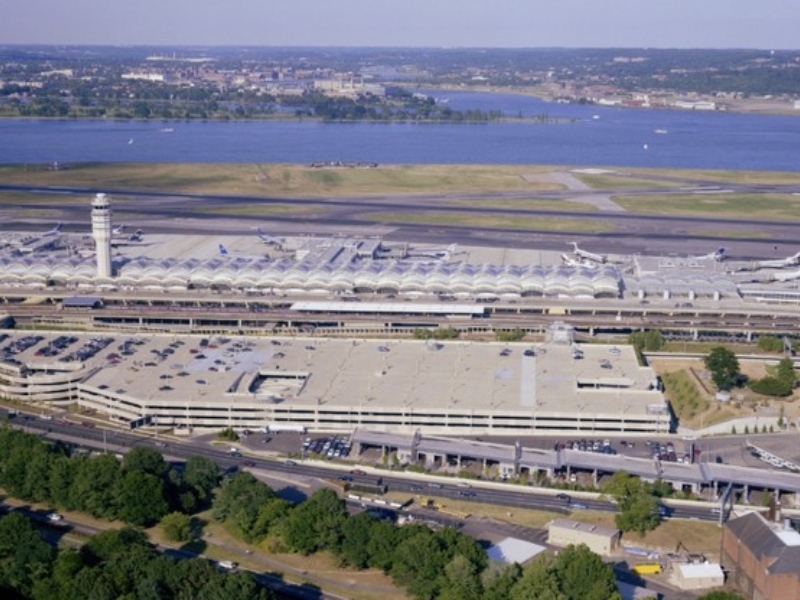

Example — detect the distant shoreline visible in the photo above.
[428,84,800,117]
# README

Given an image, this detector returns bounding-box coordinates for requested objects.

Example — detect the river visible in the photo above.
[1,90,798,171]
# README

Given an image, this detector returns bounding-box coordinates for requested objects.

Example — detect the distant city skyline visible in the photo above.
[2,1,798,49]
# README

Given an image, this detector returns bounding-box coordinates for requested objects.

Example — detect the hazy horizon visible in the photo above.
[2,1,798,50]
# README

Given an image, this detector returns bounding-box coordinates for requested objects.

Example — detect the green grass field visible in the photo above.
[0,163,564,198]
[613,193,800,219]
[360,210,615,232]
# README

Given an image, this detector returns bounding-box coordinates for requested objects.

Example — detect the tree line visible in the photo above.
[0,425,750,599]
[0,515,271,599]
[0,428,218,527]
[213,471,622,600]
[0,426,622,599]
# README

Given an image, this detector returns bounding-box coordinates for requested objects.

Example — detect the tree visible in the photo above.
[38,548,84,600]
[282,489,347,554]
[615,492,660,534]
[704,346,741,391]
[250,497,291,541]
[602,471,661,534]
[160,512,193,543]
[439,554,483,600]
[391,531,448,600]
[82,526,152,564]
[123,447,168,478]
[510,553,562,600]
[644,329,664,351]
[554,544,621,600]
[114,471,169,526]
[0,512,55,597]
[339,513,375,568]
[757,335,783,352]
[697,592,745,600]
[212,471,275,541]
[366,519,401,572]
[183,455,221,505]
[69,454,122,518]
[748,357,796,397]
[481,563,522,600]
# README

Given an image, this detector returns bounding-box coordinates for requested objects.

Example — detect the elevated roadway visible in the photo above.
[3,292,800,339]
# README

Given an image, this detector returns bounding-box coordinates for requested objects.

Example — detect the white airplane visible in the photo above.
[754,252,800,269]
[42,222,62,237]
[257,228,284,248]
[570,242,606,264]
[406,243,458,259]
[112,224,125,236]
[690,247,726,262]
[560,254,596,268]
[772,268,800,283]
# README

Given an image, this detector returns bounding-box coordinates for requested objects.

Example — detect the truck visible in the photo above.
[631,563,662,575]
[344,479,387,496]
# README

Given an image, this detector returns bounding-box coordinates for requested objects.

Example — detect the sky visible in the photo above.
[3,0,798,49]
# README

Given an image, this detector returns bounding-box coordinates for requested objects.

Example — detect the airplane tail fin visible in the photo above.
[219,244,228,255]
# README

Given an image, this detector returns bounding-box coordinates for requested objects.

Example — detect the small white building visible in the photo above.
[487,537,546,565]
[671,562,725,590]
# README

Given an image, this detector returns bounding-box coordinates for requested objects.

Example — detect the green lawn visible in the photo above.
[613,193,800,219]
[359,210,615,232]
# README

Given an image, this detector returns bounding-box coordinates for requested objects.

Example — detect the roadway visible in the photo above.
[7,298,800,340]
[4,409,735,525]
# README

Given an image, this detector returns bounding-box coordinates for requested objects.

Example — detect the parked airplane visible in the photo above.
[754,252,800,270]
[772,268,800,283]
[112,224,125,236]
[570,242,606,264]
[560,254,596,268]
[257,228,284,248]
[42,223,62,237]
[406,243,458,259]
[690,247,726,262]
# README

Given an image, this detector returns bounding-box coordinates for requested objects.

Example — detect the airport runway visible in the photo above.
[1,179,799,260]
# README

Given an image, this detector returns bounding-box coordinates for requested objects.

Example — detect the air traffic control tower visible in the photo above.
[91,193,113,278]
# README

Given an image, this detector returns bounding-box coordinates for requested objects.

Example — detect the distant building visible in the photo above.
[721,511,800,600]
[673,100,717,111]
[121,72,165,82]
[313,78,385,98]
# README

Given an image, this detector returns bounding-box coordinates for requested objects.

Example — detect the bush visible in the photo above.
[748,376,794,397]
[216,428,240,442]
[496,328,524,342]
[757,335,784,353]
[413,327,459,340]
[160,512,193,542]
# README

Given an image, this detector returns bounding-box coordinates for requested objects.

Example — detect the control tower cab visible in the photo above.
[91,193,113,278]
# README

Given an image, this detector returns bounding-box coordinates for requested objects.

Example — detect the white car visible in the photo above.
[47,513,63,523]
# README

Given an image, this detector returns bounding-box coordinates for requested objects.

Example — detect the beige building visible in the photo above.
[547,518,621,556]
